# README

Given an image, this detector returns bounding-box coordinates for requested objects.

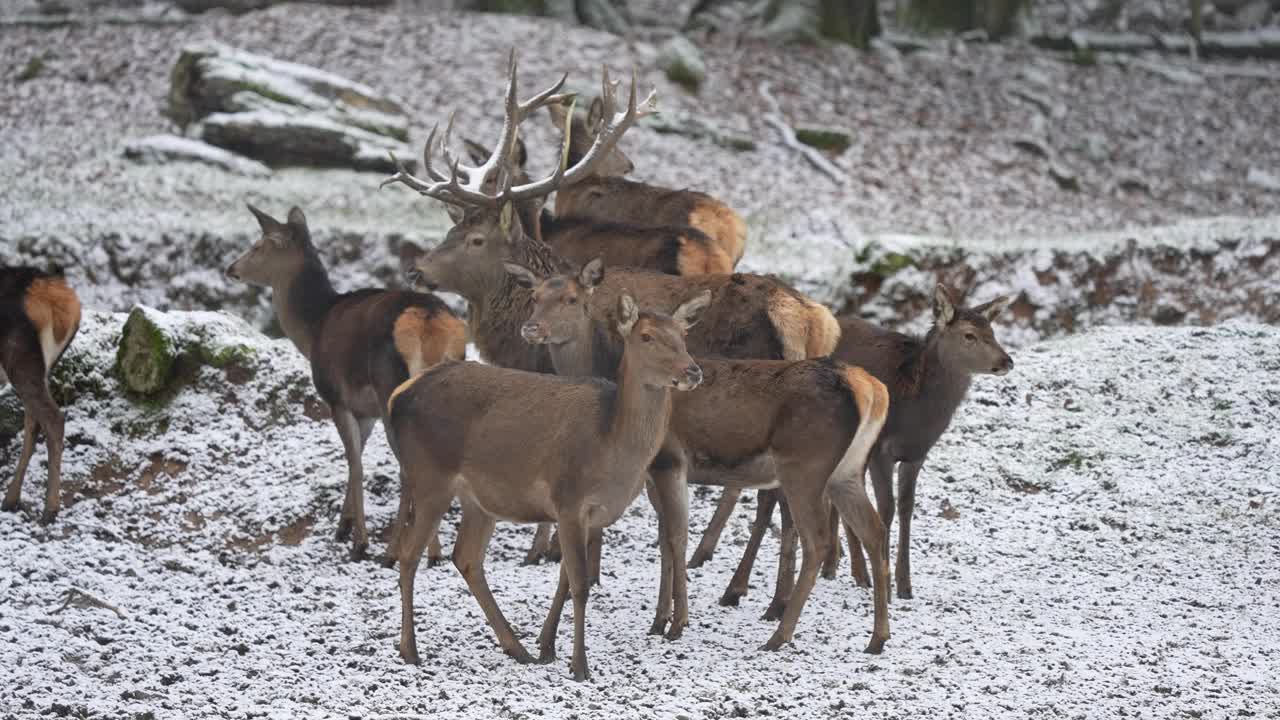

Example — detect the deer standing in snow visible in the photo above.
[512,260,895,653]
[226,205,466,560]
[1,266,81,523]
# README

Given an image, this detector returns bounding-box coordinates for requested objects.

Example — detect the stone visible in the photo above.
[658,35,706,93]
[122,134,272,177]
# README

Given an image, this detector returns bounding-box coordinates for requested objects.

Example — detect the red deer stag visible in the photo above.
[461,137,732,275]
[547,98,748,265]
[226,205,466,560]
[834,284,1013,599]
[388,293,705,681]
[1,266,81,523]
[511,261,893,653]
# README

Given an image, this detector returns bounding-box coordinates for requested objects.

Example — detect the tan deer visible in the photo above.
[511,260,894,653]
[1,266,81,523]
[832,284,1013,598]
[388,293,705,681]
[226,205,466,560]
[547,99,748,265]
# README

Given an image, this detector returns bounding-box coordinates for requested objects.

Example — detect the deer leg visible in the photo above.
[762,480,830,651]
[538,563,570,663]
[546,526,563,562]
[396,479,452,666]
[895,461,923,600]
[645,479,674,637]
[2,414,37,513]
[689,486,740,569]
[587,527,603,587]
[332,409,372,559]
[523,523,554,565]
[556,514,592,682]
[648,454,690,640]
[720,489,777,607]
[383,422,443,568]
[846,520,871,588]
[37,397,64,525]
[820,505,842,579]
[869,453,896,590]
[453,501,533,664]
[762,499,796,622]
[10,372,63,524]
[828,474,890,655]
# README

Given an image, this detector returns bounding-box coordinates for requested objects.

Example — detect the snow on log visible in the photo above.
[165,42,415,172]
[116,305,261,396]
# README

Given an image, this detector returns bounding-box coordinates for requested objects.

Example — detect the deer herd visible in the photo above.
[0,52,1014,682]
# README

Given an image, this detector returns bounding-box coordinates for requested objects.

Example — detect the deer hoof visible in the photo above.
[664,623,685,642]
[399,645,420,665]
[759,632,788,652]
[718,591,744,607]
[378,554,397,569]
[39,508,59,525]
[349,543,368,562]
[570,659,591,682]
[761,601,787,622]
[863,636,886,655]
[647,618,668,636]
[0,498,19,513]
[537,647,556,665]
[897,587,914,600]
[425,553,447,568]
[687,549,712,569]
[506,646,536,665]
[335,519,352,542]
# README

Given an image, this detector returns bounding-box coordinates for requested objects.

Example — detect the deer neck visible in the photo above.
[609,354,672,464]
[273,254,337,361]
[919,335,973,420]
[550,315,618,379]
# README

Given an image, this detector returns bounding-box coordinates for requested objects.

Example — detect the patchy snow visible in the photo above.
[2,315,1278,718]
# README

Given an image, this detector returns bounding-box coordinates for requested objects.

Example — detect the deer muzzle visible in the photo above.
[225,262,240,280]
[993,355,1014,376]
[674,363,702,391]
[521,321,548,344]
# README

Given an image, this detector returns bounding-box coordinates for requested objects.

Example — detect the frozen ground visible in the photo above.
[1,313,1277,719]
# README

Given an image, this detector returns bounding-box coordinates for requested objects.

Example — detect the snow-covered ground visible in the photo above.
[2,313,1277,719]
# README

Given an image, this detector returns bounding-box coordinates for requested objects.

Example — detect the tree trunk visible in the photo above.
[983,0,1027,39]
[761,0,880,49]
[900,0,976,34]
[1190,0,1205,45]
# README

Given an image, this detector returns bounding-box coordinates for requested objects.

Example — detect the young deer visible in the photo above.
[226,205,466,560]
[834,284,1013,599]
[547,99,748,265]
[512,262,894,653]
[1,266,81,523]
[384,57,838,570]
[388,293,704,681]
[462,137,732,275]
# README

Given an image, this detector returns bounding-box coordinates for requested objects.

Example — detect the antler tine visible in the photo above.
[419,124,450,183]
[555,67,655,186]
[438,112,475,184]
[504,95,575,202]
[517,71,570,119]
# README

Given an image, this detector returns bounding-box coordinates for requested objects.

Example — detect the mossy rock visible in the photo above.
[116,305,262,398]
[795,125,853,153]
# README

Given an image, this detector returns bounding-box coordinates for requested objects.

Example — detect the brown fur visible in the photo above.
[688,203,748,267]
[394,307,467,378]
[24,277,81,351]
[543,217,732,276]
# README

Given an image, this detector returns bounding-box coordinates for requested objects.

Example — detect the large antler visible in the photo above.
[383,51,657,208]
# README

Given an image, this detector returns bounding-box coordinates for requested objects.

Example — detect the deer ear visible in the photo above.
[547,101,570,130]
[503,262,540,290]
[462,138,489,166]
[587,97,605,133]
[975,295,1012,322]
[617,295,639,336]
[672,290,711,331]
[933,284,956,326]
[579,257,605,291]
[445,203,466,223]
[513,137,528,169]
[499,201,514,238]
[247,203,280,232]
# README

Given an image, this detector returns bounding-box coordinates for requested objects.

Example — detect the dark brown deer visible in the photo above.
[547,99,748,265]
[1,266,81,523]
[511,261,894,653]
[388,293,705,681]
[226,205,466,560]
[461,137,733,276]
[833,284,1013,599]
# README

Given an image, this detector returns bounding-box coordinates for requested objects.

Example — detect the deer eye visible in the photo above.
[470,236,484,247]
[640,333,652,343]
[567,297,577,305]
[964,332,977,342]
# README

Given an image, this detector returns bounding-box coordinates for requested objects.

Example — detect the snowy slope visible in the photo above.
[1,317,1278,719]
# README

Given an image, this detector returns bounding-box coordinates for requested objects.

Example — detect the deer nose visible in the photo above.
[404,267,424,287]
[225,263,240,280]
[521,322,546,344]
[995,355,1014,375]
[677,363,702,390]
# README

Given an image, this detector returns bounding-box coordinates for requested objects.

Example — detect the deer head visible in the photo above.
[616,293,706,391]
[547,96,635,177]
[226,204,313,287]
[930,284,1014,376]
[507,257,604,345]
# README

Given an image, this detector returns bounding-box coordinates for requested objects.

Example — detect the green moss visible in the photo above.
[16,56,45,83]
[1070,47,1098,66]
[116,308,178,396]
[795,126,852,153]
[202,342,255,369]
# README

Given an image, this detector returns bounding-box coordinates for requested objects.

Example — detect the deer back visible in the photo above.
[542,216,732,276]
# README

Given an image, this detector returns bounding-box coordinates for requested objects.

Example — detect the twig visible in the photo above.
[757,81,847,186]
[51,588,126,620]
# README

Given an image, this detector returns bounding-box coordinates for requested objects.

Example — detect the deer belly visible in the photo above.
[456,475,556,524]
[584,472,649,529]
[689,452,779,490]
